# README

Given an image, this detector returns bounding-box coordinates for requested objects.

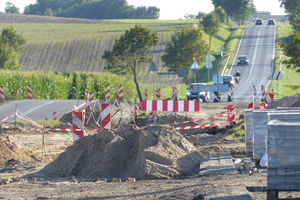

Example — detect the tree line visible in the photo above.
[279,0,300,72]
[22,0,160,19]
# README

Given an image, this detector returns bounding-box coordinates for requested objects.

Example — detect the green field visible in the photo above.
[269,21,300,98]
[0,14,245,100]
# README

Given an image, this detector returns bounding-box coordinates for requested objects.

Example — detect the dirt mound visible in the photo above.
[34,125,202,179]
[268,94,300,108]
[0,136,40,168]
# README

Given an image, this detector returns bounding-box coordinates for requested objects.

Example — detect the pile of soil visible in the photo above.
[35,125,202,179]
[0,136,40,168]
[268,94,300,108]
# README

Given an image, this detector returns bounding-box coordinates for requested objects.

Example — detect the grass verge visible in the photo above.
[269,21,300,98]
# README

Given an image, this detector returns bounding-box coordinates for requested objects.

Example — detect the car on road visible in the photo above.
[237,55,249,65]
[222,75,235,86]
[255,19,263,25]
[267,19,276,25]
[186,83,210,102]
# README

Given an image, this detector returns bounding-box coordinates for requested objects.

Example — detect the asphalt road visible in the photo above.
[230,24,276,102]
[0,100,85,122]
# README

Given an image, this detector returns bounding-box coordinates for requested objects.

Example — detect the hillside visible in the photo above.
[0,13,241,83]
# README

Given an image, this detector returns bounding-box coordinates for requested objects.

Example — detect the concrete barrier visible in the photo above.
[244,110,254,155]
[267,121,300,191]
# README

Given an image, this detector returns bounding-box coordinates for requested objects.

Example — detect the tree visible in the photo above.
[103,25,158,102]
[24,0,160,19]
[162,27,209,79]
[214,7,226,23]
[212,0,256,23]
[279,31,300,72]
[0,27,25,70]
[184,14,195,19]
[200,12,220,50]
[5,2,19,14]
[279,0,300,30]
[195,11,206,19]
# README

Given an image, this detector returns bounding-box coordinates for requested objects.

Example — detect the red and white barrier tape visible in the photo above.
[0,114,14,123]
[15,112,44,130]
[173,113,233,125]
[176,122,226,130]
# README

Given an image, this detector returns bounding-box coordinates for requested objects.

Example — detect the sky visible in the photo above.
[0,0,286,20]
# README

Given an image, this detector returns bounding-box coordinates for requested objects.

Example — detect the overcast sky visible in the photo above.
[0,0,286,19]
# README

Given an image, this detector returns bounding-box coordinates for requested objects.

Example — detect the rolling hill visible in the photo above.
[0,13,242,84]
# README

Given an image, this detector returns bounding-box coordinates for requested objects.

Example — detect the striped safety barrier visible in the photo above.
[0,86,4,100]
[105,84,110,101]
[141,100,200,112]
[27,85,33,99]
[227,105,236,125]
[72,110,86,141]
[117,84,123,100]
[53,112,58,120]
[101,103,111,129]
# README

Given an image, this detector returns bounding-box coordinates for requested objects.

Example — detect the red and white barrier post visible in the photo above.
[53,112,58,120]
[105,84,110,102]
[88,92,94,101]
[117,84,123,101]
[261,85,266,102]
[227,105,236,125]
[149,88,161,121]
[101,103,111,130]
[72,110,86,141]
[0,86,5,101]
[27,85,33,99]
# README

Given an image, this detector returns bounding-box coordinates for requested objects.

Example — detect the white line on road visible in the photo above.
[23,100,57,116]
[234,27,261,97]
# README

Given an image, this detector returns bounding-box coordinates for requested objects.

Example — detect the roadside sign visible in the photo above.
[191,60,199,69]
[273,71,283,80]
[149,62,158,72]
[205,62,212,69]
[206,55,211,62]
[220,46,225,51]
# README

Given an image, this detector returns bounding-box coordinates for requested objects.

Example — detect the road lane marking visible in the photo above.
[23,100,57,116]
[234,27,261,98]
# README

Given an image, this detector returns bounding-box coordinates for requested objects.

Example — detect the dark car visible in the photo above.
[186,83,209,102]
[255,19,263,25]
[267,19,276,25]
[237,55,249,65]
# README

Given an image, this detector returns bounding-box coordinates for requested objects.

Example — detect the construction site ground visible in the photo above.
[0,101,300,200]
